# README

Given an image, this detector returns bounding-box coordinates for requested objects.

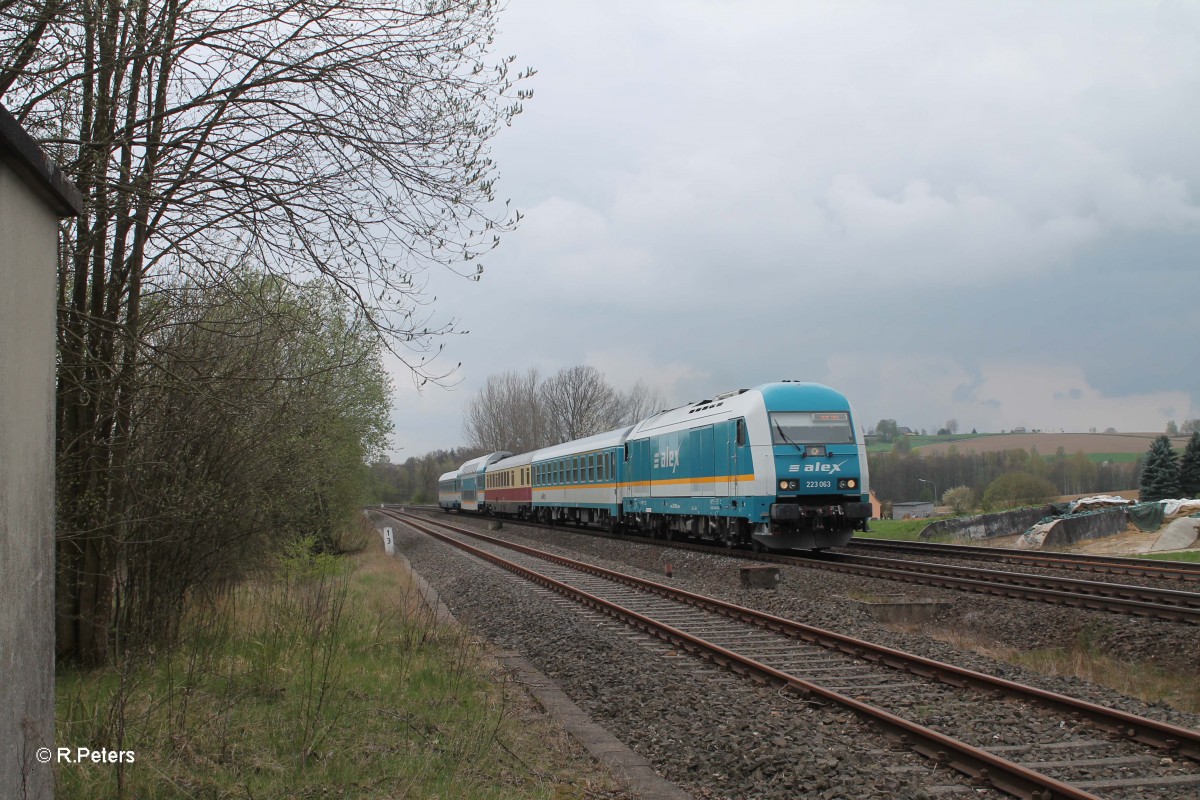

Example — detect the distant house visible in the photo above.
[868,489,883,519]
[896,426,914,436]
[892,500,934,519]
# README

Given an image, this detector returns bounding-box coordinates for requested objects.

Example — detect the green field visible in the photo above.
[1078,452,1140,463]
[866,434,991,454]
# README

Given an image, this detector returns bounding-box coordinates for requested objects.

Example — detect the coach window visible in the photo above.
[598,455,605,482]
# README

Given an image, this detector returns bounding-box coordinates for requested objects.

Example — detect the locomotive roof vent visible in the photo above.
[714,388,747,400]
[688,400,726,414]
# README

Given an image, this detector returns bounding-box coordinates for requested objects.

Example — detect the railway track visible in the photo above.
[789,551,1200,624]
[399,506,1200,624]
[845,538,1200,584]
[381,509,1200,800]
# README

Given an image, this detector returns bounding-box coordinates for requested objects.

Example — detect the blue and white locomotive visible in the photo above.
[440,381,870,550]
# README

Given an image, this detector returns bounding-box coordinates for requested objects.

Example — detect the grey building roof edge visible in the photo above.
[0,102,83,217]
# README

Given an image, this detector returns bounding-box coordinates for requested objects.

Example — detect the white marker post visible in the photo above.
[383,526,395,556]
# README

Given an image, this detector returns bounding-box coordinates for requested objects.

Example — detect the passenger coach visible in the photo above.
[484,451,534,518]
[531,426,633,529]
[456,451,511,512]
[437,470,460,512]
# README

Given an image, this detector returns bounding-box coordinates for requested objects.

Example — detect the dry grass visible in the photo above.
[906,624,1200,714]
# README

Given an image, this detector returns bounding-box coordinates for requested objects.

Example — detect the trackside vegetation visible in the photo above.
[57,273,396,663]
[55,531,616,799]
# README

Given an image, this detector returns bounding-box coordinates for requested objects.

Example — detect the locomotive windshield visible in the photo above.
[770,412,854,445]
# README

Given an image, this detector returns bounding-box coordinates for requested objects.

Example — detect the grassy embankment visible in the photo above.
[1136,549,1200,563]
[859,518,935,540]
[55,529,616,799]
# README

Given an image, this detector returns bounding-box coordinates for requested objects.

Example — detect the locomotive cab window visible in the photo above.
[769,411,853,445]
[736,418,747,447]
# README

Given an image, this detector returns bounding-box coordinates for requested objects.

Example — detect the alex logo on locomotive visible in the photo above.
[787,461,846,473]
[652,448,680,472]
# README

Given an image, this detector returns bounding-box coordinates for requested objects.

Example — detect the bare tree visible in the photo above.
[462,368,542,452]
[541,366,624,443]
[1,0,530,663]
[616,380,668,425]
[463,366,661,453]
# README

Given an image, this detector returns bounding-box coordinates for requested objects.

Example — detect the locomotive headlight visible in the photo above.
[779,480,789,490]
[838,478,858,490]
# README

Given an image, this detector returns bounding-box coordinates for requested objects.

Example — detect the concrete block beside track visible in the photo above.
[921,507,1047,541]
[739,565,780,589]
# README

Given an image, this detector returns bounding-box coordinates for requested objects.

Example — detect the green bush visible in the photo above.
[982,472,1058,511]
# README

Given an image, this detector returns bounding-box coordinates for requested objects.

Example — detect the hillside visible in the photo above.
[916,431,1191,458]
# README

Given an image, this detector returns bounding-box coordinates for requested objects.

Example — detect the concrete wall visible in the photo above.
[0,145,61,800]
[922,506,1048,541]
[1041,508,1130,549]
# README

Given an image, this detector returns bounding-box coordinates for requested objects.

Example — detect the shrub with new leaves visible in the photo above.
[982,472,1059,511]
[941,486,976,515]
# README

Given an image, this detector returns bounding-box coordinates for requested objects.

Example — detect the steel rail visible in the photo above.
[789,552,1200,623]
[386,511,1106,800]
[822,551,1200,609]
[847,537,1200,583]
[384,509,1200,765]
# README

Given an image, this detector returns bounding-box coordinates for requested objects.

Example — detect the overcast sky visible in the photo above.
[383,0,1200,460]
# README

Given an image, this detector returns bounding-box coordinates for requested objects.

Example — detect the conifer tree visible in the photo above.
[1139,435,1181,501]
[1180,432,1200,499]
